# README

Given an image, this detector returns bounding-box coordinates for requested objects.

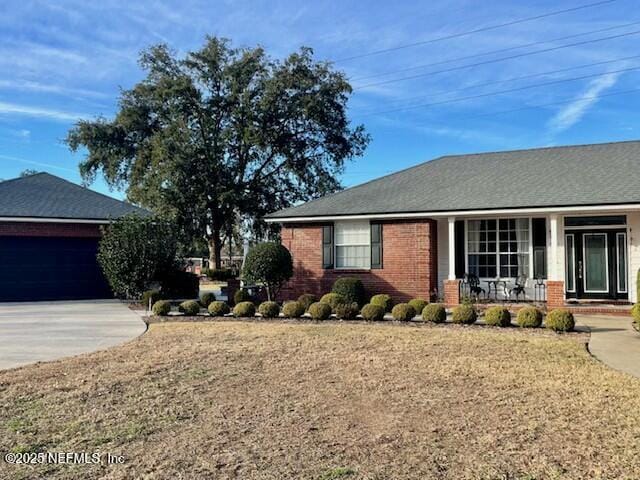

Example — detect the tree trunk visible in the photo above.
[208,234,223,269]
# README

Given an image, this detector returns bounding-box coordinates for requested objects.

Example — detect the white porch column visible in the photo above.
[448,217,456,280]
[548,214,560,280]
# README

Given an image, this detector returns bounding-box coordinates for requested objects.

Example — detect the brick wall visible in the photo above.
[546,280,565,309]
[280,219,437,303]
[443,279,461,307]
[0,222,102,238]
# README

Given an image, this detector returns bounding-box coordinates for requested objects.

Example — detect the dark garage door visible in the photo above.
[0,236,112,302]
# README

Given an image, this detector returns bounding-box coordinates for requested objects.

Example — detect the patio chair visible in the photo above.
[510,274,527,300]
[464,273,485,300]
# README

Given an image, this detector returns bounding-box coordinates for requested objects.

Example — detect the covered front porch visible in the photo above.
[437,209,640,310]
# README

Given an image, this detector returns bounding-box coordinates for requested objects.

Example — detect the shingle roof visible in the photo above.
[266,140,640,219]
[0,172,150,220]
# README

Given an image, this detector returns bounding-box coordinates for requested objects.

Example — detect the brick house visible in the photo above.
[0,172,148,301]
[266,141,640,311]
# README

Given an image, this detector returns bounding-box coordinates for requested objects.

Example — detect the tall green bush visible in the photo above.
[331,277,366,306]
[242,242,293,301]
[97,215,177,299]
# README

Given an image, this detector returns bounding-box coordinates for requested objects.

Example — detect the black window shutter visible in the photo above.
[370,222,383,269]
[532,218,547,278]
[322,225,334,269]
[454,220,465,278]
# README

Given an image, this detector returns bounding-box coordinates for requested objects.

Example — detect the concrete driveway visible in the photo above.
[0,300,146,370]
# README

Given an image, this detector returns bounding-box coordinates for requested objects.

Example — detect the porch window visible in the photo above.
[335,220,370,269]
[467,218,530,278]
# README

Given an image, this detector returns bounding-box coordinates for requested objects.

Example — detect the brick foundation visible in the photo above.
[443,279,461,307]
[280,219,437,303]
[546,280,565,309]
[0,221,102,237]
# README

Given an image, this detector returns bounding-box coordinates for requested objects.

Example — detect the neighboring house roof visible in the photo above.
[266,140,640,219]
[0,172,149,221]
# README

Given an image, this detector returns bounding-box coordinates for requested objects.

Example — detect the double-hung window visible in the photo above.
[335,221,370,269]
[467,218,530,278]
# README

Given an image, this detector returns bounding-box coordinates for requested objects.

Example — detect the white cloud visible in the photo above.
[0,79,107,99]
[546,72,621,133]
[0,102,89,122]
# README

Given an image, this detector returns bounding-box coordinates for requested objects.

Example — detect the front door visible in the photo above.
[565,230,628,300]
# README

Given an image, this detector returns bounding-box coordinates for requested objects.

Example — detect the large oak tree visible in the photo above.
[67,37,369,268]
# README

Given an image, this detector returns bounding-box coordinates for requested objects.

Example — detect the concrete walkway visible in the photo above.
[577,315,640,378]
[0,300,146,370]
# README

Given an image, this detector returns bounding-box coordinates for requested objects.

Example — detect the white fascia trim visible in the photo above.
[0,217,110,224]
[265,203,640,223]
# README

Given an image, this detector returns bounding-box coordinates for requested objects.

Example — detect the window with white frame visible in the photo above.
[467,218,530,278]
[335,220,370,269]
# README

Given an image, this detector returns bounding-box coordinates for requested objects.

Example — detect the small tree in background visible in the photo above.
[242,242,293,301]
[98,215,177,299]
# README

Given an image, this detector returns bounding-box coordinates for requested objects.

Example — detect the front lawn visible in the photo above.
[1,321,639,479]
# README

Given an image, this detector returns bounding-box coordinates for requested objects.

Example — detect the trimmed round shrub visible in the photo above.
[631,303,640,328]
[408,298,428,315]
[298,294,317,312]
[242,242,293,301]
[516,307,543,328]
[422,304,446,323]
[208,301,230,317]
[545,309,575,332]
[142,290,163,308]
[258,301,280,318]
[179,300,201,316]
[370,294,393,312]
[234,289,253,305]
[320,293,346,312]
[484,306,511,327]
[308,302,332,320]
[334,302,360,320]
[392,303,416,321]
[199,292,216,308]
[233,301,256,317]
[361,303,385,321]
[331,277,366,306]
[282,301,305,318]
[452,305,477,325]
[152,300,171,316]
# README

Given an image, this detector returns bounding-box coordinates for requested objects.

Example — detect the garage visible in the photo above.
[0,236,112,301]
[0,172,148,302]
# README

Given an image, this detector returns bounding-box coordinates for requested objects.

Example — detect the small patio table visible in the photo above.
[484,280,508,301]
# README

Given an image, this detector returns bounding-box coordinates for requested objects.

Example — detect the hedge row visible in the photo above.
[150,298,574,331]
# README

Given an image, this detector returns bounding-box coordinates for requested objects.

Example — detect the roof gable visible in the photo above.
[0,172,149,220]
[267,140,640,219]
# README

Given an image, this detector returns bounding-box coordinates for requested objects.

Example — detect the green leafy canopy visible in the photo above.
[97,214,177,299]
[67,37,370,267]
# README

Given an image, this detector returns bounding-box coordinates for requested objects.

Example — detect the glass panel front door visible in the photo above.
[583,233,608,293]
[565,229,627,300]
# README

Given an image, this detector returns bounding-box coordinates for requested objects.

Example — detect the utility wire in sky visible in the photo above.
[351,20,640,82]
[358,54,640,112]
[335,0,618,62]
[356,65,639,117]
[355,28,640,90]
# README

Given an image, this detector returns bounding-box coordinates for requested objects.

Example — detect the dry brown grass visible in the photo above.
[1,321,639,479]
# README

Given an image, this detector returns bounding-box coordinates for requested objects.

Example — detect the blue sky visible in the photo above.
[1,0,638,197]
